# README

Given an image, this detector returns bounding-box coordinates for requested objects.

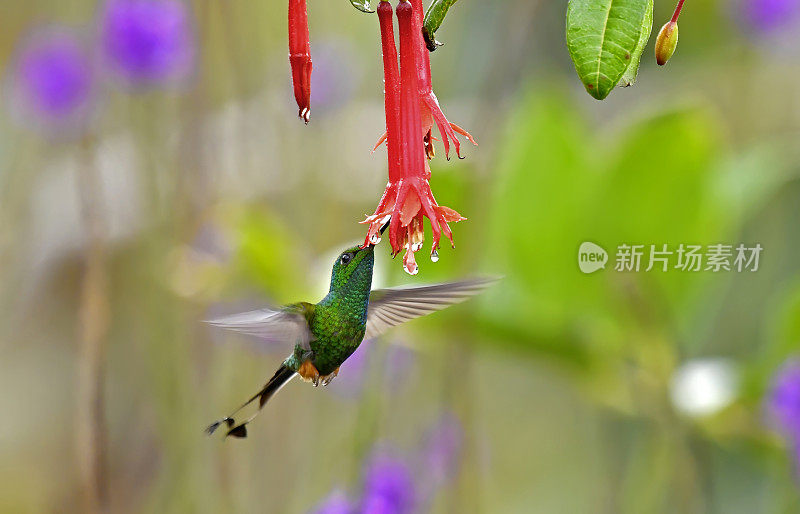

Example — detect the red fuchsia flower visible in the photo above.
[408,0,476,160]
[363,0,465,276]
[289,0,313,123]
[371,0,476,160]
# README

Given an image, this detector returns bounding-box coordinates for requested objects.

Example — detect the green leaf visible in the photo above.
[484,86,731,366]
[566,0,652,99]
[349,0,374,14]
[422,0,460,51]
[619,0,653,87]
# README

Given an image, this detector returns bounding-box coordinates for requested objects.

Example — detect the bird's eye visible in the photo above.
[340,252,353,265]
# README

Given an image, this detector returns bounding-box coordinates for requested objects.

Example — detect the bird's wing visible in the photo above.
[205,303,313,350]
[364,277,499,340]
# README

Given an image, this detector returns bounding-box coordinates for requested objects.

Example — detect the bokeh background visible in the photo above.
[2,0,800,512]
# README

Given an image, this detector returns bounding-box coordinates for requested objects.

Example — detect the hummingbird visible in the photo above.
[205,240,496,439]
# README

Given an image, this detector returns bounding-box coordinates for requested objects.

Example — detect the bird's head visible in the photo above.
[329,244,375,293]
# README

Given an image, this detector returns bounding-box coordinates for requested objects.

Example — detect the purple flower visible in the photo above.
[100,0,195,86]
[739,0,800,33]
[360,451,416,514]
[310,413,465,514]
[9,27,93,128]
[422,412,463,486]
[310,490,355,514]
[766,359,800,441]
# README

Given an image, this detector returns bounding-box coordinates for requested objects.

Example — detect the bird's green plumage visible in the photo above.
[205,245,497,438]
[284,245,374,376]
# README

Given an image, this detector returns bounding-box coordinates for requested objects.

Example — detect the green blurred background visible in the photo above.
[2,0,800,512]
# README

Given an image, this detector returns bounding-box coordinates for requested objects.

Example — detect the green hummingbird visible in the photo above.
[205,242,496,438]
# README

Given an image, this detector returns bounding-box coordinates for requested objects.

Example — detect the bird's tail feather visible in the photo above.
[205,364,296,439]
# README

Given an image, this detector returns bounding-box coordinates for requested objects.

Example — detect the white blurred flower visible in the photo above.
[669,358,739,417]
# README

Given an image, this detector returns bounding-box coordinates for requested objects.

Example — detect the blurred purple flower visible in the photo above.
[191,221,233,263]
[328,342,415,399]
[739,0,800,33]
[328,343,374,397]
[100,0,195,86]
[360,451,416,514]
[310,413,466,513]
[9,27,93,128]
[311,490,355,514]
[308,40,360,115]
[383,343,415,394]
[422,412,463,486]
[766,359,800,441]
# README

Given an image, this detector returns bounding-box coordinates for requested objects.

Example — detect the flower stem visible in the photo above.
[75,136,109,514]
[671,0,685,23]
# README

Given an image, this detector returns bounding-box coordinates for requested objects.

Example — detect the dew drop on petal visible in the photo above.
[404,264,419,276]
[370,233,381,245]
[430,250,439,263]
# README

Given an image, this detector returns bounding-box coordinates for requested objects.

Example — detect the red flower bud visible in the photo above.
[655,21,678,66]
[289,0,312,123]
[656,0,684,66]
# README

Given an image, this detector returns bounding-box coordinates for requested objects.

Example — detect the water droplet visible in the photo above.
[430,250,439,263]
[370,234,381,245]
[404,263,419,276]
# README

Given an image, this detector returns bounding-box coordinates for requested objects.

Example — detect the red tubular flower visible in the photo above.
[371,0,476,160]
[408,0,476,160]
[363,0,465,275]
[289,0,312,123]
[363,1,401,247]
